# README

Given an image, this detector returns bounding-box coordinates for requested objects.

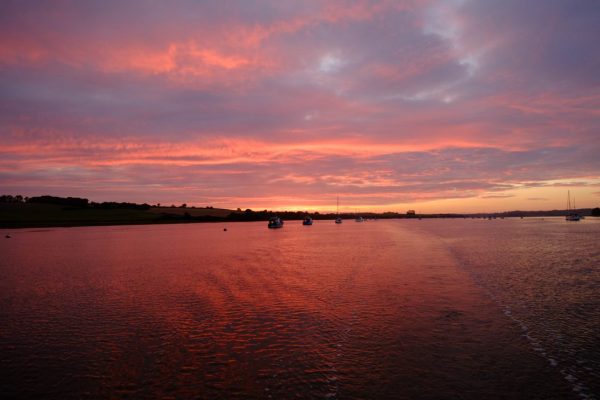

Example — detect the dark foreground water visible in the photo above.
[0,219,598,399]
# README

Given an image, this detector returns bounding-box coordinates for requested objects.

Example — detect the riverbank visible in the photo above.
[0,202,234,228]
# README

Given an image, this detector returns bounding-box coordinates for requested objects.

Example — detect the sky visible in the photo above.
[1,0,599,213]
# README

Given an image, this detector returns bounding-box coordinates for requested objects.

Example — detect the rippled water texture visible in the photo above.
[413,217,600,400]
[1,219,596,399]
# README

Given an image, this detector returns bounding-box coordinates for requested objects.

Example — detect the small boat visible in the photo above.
[566,213,581,221]
[335,217,342,224]
[268,216,284,229]
[355,216,364,222]
[565,191,581,221]
[302,216,313,225]
[5,234,11,238]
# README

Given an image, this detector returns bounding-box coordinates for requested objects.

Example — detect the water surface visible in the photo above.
[413,217,600,399]
[1,219,595,399]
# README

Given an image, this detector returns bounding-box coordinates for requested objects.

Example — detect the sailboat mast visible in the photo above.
[337,195,339,215]
[567,190,571,212]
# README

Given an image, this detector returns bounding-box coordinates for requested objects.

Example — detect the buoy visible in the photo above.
[5,234,11,238]
[223,228,227,231]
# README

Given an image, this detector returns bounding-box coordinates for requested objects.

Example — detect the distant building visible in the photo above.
[407,210,416,216]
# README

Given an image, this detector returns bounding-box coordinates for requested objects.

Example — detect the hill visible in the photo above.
[0,201,235,228]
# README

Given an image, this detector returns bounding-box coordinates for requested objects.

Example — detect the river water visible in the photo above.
[0,218,598,399]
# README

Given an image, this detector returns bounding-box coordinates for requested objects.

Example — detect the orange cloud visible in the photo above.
[0,135,529,170]
[102,42,258,77]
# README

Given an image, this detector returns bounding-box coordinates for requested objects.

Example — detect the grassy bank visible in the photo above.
[0,203,234,228]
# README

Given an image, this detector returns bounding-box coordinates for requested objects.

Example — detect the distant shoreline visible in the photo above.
[3,216,595,231]
[1,195,598,229]
[1,202,597,229]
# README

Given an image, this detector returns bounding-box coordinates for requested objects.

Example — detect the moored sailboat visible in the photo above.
[268,216,284,228]
[565,191,581,221]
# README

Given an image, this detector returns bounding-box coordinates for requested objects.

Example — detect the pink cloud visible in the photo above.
[0,1,599,211]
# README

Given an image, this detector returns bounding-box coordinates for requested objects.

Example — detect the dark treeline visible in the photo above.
[0,195,26,203]
[228,209,385,222]
[1,194,90,207]
[1,194,149,210]
[91,201,150,210]
[29,195,89,207]
[226,209,465,221]
[481,208,596,218]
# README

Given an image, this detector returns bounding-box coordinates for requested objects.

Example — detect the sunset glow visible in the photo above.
[1,1,599,212]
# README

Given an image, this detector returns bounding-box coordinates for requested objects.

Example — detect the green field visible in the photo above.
[0,203,234,228]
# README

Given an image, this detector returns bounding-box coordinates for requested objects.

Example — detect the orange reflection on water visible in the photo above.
[0,221,577,399]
